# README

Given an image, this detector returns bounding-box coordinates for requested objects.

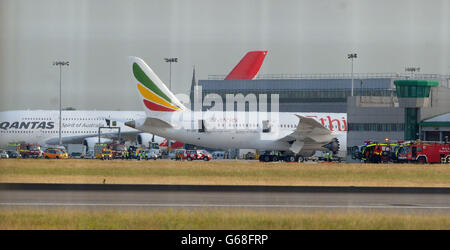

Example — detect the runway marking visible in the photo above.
[1,202,450,210]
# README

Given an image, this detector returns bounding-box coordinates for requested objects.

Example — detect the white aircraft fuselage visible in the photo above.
[133,111,347,156]
[0,110,146,148]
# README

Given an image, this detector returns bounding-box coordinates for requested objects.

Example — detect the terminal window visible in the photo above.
[348,123,404,132]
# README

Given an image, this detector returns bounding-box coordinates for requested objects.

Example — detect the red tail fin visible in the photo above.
[225,51,267,80]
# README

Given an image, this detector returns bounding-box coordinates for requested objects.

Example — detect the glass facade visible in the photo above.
[202,89,395,103]
[348,123,404,132]
[394,80,438,98]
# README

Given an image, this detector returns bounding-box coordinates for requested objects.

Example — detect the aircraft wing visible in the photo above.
[279,115,334,154]
[143,117,173,128]
[44,131,139,145]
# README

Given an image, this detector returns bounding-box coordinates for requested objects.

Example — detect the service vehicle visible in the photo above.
[360,142,398,163]
[111,144,128,159]
[212,151,226,159]
[96,149,112,160]
[6,150,21,158]
[44,148,68,159]
[141,150,158,160]
[396,142,450,164]
[67,144,86,159]
[84,150,95,159]
[94,143,112,160]
[8,143,43,158]
[186,150,212,161]
[168,151,177,160]
[244,152,256,160]
[149,142,161,158]
[0,149,9,158]
[259,151,300,162]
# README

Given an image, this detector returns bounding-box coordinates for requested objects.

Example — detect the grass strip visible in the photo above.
[1,159,450,187]
[0,208,449,230]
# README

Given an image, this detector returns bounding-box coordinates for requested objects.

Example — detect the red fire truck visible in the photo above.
[396,142,450,164]
[8,143,43,158]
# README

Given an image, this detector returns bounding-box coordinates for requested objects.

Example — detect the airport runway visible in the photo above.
[1,183,450,213]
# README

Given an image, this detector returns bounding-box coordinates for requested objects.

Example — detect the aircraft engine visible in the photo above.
[137,133,164,147]
[322,138,340,153]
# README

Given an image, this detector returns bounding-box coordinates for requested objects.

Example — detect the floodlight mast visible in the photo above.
[347,53,357,97]
[52,61,69,146]
[164,57,178,91]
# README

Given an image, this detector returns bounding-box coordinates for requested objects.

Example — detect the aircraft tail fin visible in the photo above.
[224,51,267,80]
[129,56,187,113]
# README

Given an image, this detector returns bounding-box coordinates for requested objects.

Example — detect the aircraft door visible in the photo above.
[198,120,206,133]
[262,120,271,133]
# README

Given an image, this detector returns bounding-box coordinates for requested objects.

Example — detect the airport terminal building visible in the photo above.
[192,73,450,160]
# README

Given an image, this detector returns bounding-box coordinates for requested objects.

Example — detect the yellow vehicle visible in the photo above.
[44,148,69,159]
[96,149,112,160]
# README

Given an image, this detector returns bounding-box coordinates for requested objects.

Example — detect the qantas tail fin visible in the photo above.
[129,56,187,113]
[224,51,267,80]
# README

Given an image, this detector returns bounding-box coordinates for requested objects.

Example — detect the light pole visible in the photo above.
[405,66,420,79]
[347,53,357,96]
[164,57,178,91]
[53,61,69,146]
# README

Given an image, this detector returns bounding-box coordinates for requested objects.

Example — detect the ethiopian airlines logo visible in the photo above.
[133,63,182,112]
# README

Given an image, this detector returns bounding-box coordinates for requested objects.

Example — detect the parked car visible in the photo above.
[141,150,158,160]
[0,150,9,159]
[244,152,256,160]
[186,150,212,161]
[7,150,21,158]
[212,151,226,159]
[44,148,68,159]
[70,152,84,159]
[168,151,177,160]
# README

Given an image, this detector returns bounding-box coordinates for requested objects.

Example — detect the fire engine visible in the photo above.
[111,144,127,159]
[360,140,398,163]
[396,141,450,164]
[8,143,43,158]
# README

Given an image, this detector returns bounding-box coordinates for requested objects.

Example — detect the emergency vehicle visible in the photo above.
[396,141,450,164]
[8,143,43,158]
[185,150,212,161]
[360,140,398,163]
[94,143,112,160]
[111,144,127,159]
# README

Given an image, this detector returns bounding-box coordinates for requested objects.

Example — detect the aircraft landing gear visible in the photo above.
[259,151,305,163]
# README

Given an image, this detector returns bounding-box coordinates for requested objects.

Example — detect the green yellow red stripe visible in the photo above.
[137,83,180,111]
[143,99,177,112]
[132,63,173,104]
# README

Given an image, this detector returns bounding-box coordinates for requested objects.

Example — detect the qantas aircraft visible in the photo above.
[125,56,347,161]
[0,110,165,150]
[0,51,268,150]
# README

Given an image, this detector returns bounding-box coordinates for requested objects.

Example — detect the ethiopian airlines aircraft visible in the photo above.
[125,57,347,161]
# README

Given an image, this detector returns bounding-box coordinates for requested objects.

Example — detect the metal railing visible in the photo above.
[208,73,450,80]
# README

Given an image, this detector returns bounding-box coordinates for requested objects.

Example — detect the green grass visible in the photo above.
[0,208,449,230]
[1,159,450,187]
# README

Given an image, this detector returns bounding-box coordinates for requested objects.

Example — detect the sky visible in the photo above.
[0,0,449,111]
